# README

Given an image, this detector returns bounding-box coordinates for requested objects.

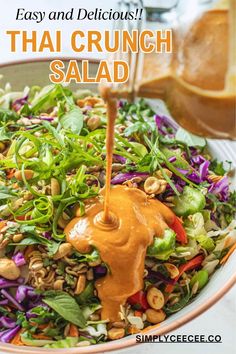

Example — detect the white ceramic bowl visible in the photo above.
[0,59,235,354]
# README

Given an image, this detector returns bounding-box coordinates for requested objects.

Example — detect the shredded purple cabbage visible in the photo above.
[168,156,177,163]
[155,114,179,134]
[187,172,202,184]
[39,116,54,122]
[118,100,124,108]
[93,265,107,279]
[0,316,16,329]
[12,96,28,112]
[26,309,38,320]
[83,105,92,111]
[0,299,8,305]
[208,176,229,201]
[175,168,189,175]
[0,278,21,289]
[15,285,36,303]
[146,269,175,285]
[199,160,210,180]
[111,172,148,185]
[28,300,47,310]
[113,154,126,164]
[191,155,206,165]
[12,252,26,267]
[0,289,24,311]
[43,231,52,240]
[0,325,20,343]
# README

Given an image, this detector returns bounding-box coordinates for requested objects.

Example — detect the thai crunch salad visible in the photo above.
[0,82,235,348]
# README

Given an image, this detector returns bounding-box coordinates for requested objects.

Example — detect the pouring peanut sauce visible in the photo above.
[65,88,176,321]
[65,0,235,323]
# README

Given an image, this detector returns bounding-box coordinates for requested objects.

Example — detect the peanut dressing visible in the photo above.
[65,185,174,321]
[65,88,175,321]
[137,8,236,139]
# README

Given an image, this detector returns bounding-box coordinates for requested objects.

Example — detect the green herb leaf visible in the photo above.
[210,159,226,176]
[175,128,206,147]
[31,85,59,113]
[11,235,51,246]
[60,106,83,134]
[43,291,86,328]
[0,108,18,123]
[0,126,11,141]
[0,186,18,200]
[74,248,100,263]
[164,292,191,314]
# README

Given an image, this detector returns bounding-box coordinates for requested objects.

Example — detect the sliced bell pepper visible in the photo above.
[165,254,204,293]
[128,290,149,310]
[169,216,188,245]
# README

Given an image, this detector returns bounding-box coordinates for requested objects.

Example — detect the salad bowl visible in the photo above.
[0,58,235,354]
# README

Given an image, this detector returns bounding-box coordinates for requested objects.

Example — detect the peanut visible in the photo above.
[112,321,126,328]
[57,212,70,229]
[0,258,21,280]
[147,287,164,310]
[156,180,167,194]
[53,243,72,260]
[30,261,44,271]
[164,263,179,279]
[51,178,60,196]
[86,268,94,280]
[89,313,100,321]
[144,177,161,194]
[74,274,86,295]
[112,163,124,172]
[14,169,34,181]
[155,168,172,179]
[53,279,64,291]
[145,309,166,324]
[12,233,24,243]
[108,327,125,340]
[23,191,33,201]
[0,142,5,152]
[87,115,101,131]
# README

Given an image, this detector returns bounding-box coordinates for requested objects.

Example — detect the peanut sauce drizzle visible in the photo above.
[65,1,235,324]
[65,88,175,321]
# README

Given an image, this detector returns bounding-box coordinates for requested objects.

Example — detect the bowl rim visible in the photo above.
[0,57,235,354]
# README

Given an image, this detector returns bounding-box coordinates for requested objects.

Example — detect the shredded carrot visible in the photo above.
[30,322,48,330]
[32,334,51,340]
[6,169,15,179]
[10,329,25,346]
[24,245,35,260]
[69,324,79,337]
[38,323,49,330]
[0,221,6,230]
[220,243,236,264]
[134,310,143,317]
